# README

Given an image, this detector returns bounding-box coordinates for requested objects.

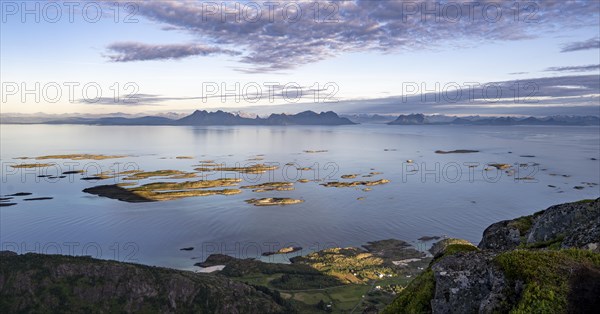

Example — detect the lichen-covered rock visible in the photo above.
[478,220,525,251]
[479,198,600,251]
[527,199,599,250]
[431,251,512,314]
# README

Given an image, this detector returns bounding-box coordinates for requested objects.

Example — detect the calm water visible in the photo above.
[1,124,599,270]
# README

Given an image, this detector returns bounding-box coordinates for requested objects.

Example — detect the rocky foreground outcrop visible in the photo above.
[479,199,600,252]
[0,252,289,313]
[384,198,600,314]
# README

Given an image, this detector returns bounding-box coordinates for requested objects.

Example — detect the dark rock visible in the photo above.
[62,170,84,174]
[6,192,32,196]
[83,185,154,203]
[478,220,524,251]
[435,150,479,154]
[23,197,53,201]
[418,236,441,241]
[81,176,104,180]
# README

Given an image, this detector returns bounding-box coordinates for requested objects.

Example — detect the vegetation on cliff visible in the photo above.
[0,251,290,313]
[384,198,600,313]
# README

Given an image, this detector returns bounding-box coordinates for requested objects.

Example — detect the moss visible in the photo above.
[442,244,479,256]
[381,269,434,314]
[521,234,565,249]
[429,238,475,257]
[507,215,534,235]
[575,199,596,204]
[494,249,600,313]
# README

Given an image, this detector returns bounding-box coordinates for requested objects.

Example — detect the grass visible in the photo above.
[381,269,435,314]
[429,238,476,257]
[291,247,394,284]
[435,244,479,260]
[521,234,565,250]
[507,215,534,235]
[494,249,600,313]
[575,199,596,204]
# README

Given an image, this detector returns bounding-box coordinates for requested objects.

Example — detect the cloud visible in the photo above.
[105,0,600,72]
[106,42,240,62]
[561,37,600,52]
[232,75,600,116]
[544,64,600,72]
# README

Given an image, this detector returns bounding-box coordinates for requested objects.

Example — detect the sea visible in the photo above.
[1,124,598,270]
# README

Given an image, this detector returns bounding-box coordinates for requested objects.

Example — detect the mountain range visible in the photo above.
[388,113,600,126]
[2,111,599,126]
[39,110,356,126]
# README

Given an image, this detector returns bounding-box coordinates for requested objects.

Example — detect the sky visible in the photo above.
[1,0,599,116]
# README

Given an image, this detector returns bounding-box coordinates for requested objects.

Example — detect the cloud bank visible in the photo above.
[233,75,600,116]
[105,0,600,72]
[561,37,600,52]
[545,64,600,72]
[106,42,240,62]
